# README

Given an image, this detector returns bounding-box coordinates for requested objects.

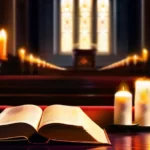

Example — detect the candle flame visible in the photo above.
[142,48,149,62]
[27,54,34,65]
[142,48,148,54]
[122,86,125,91]
[133,55,138,60]
[0,29,7,39]
[118,82,129,92]
[0,29,7,60]
[29,54,33,60]
[18,48,26,62]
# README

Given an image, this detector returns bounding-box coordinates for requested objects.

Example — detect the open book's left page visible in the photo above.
[0,105,43,140]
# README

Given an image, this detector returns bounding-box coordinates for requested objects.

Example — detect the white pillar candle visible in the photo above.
[135,79,150,126]
[18,48,26,63]
[114,90,132,125]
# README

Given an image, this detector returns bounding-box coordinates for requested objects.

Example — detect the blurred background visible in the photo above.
[0,0,149,67]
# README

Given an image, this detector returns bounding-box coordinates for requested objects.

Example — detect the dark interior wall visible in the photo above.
[127,0,142,54]
[28,0,39,54]
[145,0,150,50]
[117,0,129,55]
[16,0,29,51]
[38,0,54,60]
[0,0,5,28]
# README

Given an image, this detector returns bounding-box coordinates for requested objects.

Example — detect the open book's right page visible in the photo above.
[38,105,110,144]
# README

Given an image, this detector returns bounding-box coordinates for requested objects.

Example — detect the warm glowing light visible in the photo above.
[79,0,92,49]
[125,56,131,66]
[60,0,74,53]
[42,61,46,68]
[114,89,132,125]
[97,0,110,53]
[36,58,42,67]
[28,54,34,65]
[135,79,150,126]
[18,48,26,62]
[132,55,139,65]
[61,0,73,12]
[142,48,149,62]
[0,29,7,60]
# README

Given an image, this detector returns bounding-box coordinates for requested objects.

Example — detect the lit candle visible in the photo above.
[18,48,26,63]
[37,58,42,67]
[29,54,34,65]
[42,61,46,68]
[133,55,138,65]
[0,29,7,60]
[125,57,131,66]
[114,88,132,125]
[142,48,149,62]
[135,79,150,126]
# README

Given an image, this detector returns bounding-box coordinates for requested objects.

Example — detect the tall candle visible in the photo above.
[135,79,150,126]
[133,55,138,65]
[18,48,26,63]
[114,89,132,125]
[29,54,34,65]
[142,48,149,62]
[0,29,7,60]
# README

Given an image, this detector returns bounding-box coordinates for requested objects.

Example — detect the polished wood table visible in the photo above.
[0,132,149,149]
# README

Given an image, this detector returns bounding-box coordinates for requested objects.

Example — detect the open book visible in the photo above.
[0,104,111,144]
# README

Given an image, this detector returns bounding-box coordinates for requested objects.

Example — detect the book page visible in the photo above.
[39,105,110,144]
[79,109,110,144]
[39,105,82,129]
[0,105,42,130]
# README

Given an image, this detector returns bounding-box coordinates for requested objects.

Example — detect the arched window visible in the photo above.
[97,0,110,53]
[57,0,112,54]
[60,0,74,53]
[78,0,92,49]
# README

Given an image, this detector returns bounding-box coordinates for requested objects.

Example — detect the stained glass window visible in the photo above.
[79,0,92,49]
[60,0,74,53]
[97,0,110,53]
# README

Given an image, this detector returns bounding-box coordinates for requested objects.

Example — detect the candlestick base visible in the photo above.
[107,124,138,133]
[0,59,7,75]
[136,126,150,132]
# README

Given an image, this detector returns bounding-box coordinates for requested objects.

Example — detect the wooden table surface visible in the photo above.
[0,132,149,150]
